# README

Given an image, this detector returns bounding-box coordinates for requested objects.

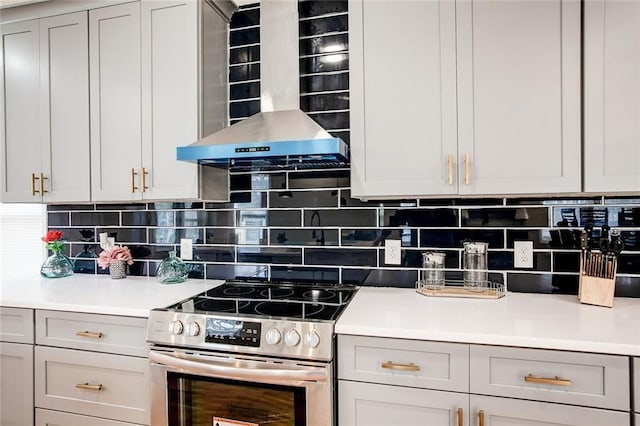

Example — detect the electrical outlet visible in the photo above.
[180,238,193,260]
[384,239,401,265]
[514,240,533,268]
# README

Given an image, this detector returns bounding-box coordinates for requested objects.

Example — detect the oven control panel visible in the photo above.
[147,311,335,361]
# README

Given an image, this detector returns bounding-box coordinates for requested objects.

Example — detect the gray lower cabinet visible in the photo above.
[339,381,469,426]
[0,307,34,426]
[338,335,632,426]
[35,310,150,425]
[470,395,629,426]
[634,357,639,415]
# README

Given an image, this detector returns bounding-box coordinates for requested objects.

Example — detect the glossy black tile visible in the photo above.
[48,212,69,227]
[237,247,302,265]
[48,204,94,211]
[230,6,259,28]
[299,14,347,36]
[230,46,260,65]
[341,229,417,248]
[288,170,350,189]
[197,246,236,262]
[420,229,504,249]
[230,100,260,119]
[378,248,421,268]
[617,254,640,274]
[270,190,338,208]
[506,229,552,249]
[236,209,300,227]
[553,252,580,273]
[176,210,234,227]
[303,209,377,227]
[96,203,146,210]
[205,264,269,281]
[230,28,260,47]
[308,112,349,130]
[300,55,349,74]
[506,197,601,206]
[122,211,172,227]
[621,231,639,251]
[70,243,100,257]
[305,248,376,266]
[72,212,119,226]
[149,202,203,210]
[341,190,415,207]
[382,209,458,227]
[230,82,260,101]
[270,266,340,284]
[548,228,581,249]
[148,228,203,244]
[461,207,548,227]
[617,207,640,226]
[229,63,260,82]
[300,73,349,92]
[96,227,147,244]
[351,269,417,288]
[300,92,349,112]
[270,229,339,246]
[205,228,240,245]
[552,206,615,227]
[299,1,348,19]
[507,273,578,295]
[488,251,551,272]
[604,196,640,205]
[611,276,640,297]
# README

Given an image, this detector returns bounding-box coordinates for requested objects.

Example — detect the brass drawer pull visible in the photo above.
[31,173,39,195]
[75,383,103,391]
[75,331,104,339]
[131,168,138,193]
[478,409,485,426]
[40,173,48,194]
[524,373,572,386]
[464,153,470,185]
[457,407,463,426]
[141,167,148,192]
[381,361,420,371]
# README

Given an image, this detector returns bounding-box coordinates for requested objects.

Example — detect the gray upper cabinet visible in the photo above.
[90,0,230,203]
[349,0,581,199]
[1,12,90,203]
[584,0,640,193]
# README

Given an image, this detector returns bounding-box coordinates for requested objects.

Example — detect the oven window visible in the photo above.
[167,372,307,426]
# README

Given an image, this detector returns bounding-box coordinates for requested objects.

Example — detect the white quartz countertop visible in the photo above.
[335,287,640,356]
[0,274,222,317]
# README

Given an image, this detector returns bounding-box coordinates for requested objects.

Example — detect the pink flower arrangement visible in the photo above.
[98,245,134,270]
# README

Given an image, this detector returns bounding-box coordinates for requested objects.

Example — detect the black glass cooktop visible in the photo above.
[168,280,358,322]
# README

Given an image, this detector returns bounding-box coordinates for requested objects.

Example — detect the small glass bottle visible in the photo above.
[156,251,188,284]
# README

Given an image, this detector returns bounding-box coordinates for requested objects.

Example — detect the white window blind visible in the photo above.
[0,203,46,279]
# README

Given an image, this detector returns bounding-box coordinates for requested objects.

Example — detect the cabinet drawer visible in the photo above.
[338,335,469,392]
[634,357,639,413]
[0,307,34,343]
[35,346,149,425]
[36,408,142,426]
[470,345,629,410]
[1,342,34,426]
[36,310,147,356]
[470,394,629,426]
[339,380,469,426]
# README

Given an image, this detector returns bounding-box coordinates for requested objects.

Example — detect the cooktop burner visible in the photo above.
[169,280,357,322]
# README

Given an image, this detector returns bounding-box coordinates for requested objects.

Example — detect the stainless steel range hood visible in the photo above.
[177,0,349,169]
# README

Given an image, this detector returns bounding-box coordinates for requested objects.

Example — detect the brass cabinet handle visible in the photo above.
[75,331,104,339]
[75,383,103,391]
[130,168,138,193]
[381,361,420,371]
[457,407,463,426]
[448,154,453,185]
[524,374,572,386]
[464,153,470,185]
[141,167,148,192]
[31,173,39,195]
[478,410,485,426]
[40,173,48,194]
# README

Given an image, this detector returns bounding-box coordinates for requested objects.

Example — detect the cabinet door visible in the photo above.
[339,380,469,426]
[89,2,142,202]
[456,0,581,195]
[469,395,629,426]
[141,0,199,200]
[40,12,90,203]
[584,0,640,192]
[349,0,458,198]
[0,342,34,426]
[0,19,41,202]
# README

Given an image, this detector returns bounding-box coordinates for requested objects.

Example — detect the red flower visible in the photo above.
[41,230,63,243]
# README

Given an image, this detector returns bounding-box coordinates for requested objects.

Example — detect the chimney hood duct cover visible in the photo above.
[177,0,349,169]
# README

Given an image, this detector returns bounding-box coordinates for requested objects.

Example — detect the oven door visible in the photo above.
[149,348,334,426]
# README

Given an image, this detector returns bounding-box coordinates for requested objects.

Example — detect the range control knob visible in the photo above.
[284,329,301,347]
[170,320,184,335]
[186,322,200,337]
[265,328,282,345]
[304,331,320,348]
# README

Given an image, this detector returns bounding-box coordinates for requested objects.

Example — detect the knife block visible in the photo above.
[578,254,616,308]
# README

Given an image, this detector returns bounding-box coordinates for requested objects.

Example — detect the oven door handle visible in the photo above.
[149,350,329,384]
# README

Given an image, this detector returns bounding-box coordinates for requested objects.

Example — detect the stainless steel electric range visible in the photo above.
[147,280,357,426]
